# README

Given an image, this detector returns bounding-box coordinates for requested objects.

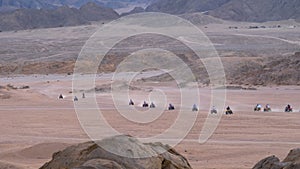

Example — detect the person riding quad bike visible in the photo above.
[264,104,271,112]
[225,106,233,115]
[142,101,149,108]
[168,104,175,110]
[192,104,198,111]
[58,94,64,99]
[129,99,134,106]
[150,102,156,108]
[285,104,293,112]
[211,106,217,114]
[254,104,262,111]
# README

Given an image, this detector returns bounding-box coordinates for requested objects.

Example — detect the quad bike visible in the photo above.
[211,109,218,114]
[254,104,262,111]
[58,94,64,99]
[192,108,199,112]
[150,103,156,108]
[192,105,198,111]
[264,107,271,112]
[225,106,233,115]
[142,102,149,108]
[285,106,293,112]
[129,99,134,106]
[168,104,175,110]
[225,110,233,115]
[254,107,261,111]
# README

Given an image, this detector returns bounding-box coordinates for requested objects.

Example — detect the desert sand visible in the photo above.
[0,15,299,169]
[1,74,300,169]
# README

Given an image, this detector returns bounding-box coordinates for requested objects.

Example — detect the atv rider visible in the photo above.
[211,106,217,114]
[129,99,134,106]
[168,104,175,110]
[142,101,149,108]
[264,104,271,112]
[150,102,156,108]
[226,106,233,115]
[192,104,198,111]
[254,104,262,111]
[285,104,293,112]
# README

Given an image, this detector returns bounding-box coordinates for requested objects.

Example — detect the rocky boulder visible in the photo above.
[253,148,300,169]
[40,135,192,169]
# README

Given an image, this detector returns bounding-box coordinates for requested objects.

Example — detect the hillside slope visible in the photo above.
[0,2,119,31]
[146,0,300,22]
[0,0,153,11]
[208,0,300,22]
[146,0,230,14]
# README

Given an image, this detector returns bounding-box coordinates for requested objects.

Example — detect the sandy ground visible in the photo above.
[1,74,300,169]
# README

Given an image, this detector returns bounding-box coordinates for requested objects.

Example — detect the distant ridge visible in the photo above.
[121,6,145,16]
[146,0,300,22]
[0,2,119,31]
[146,0,230,14]
[208,0,300,22]
[0,0,153,11]
[179,12,224,25]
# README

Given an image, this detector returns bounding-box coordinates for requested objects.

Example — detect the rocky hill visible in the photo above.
[79,2,119,21]
[40,135,192,169]
[1,0,299,31]
[121,6,145,16]
[0,2,119,31]
[146,0,300,22]
[253,148,300,169]
[135,52,300,86]
[227,52,300,86]
[146,0,230,14]
[0,22,299,86]
[0,0,56,12]
[0,0,152,11]
[179,12,224,25]
[208,0,300,22]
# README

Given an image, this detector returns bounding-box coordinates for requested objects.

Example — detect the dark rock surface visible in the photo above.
[253,148,300,169]
[0,2,119,31]
[40,135,192,169]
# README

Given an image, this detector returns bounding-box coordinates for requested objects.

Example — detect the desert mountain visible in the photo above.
[146,0,231,14]
[208,0,300,22]
[0,2,119,31]
[146,0,300,22]
[79,2,119,21]
[0,0,152,11]
[0,0,56,12]
[121,6,145,16]
[179,12,224,25]
[221,52,300,86]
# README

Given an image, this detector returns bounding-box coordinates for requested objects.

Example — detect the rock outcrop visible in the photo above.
[221,52,300,86]
[40,135,192,169]
[253,148,300,169]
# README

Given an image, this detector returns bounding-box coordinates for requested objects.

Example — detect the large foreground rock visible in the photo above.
[253,148,300,169]
[40,135,192,169]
